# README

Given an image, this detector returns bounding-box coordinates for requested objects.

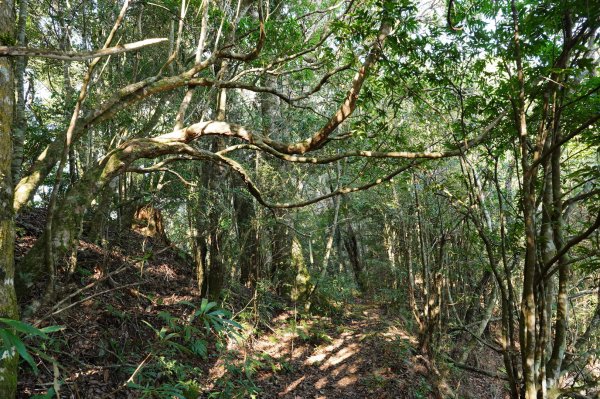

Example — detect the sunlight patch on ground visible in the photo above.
[315,376,328,389]
[336,375,358,387]
[324,338,346,352]
[320,343,359,368]
[280,375,305,396]
[346,363,359,374]
[306,353,327,365]
[383,325,418,344]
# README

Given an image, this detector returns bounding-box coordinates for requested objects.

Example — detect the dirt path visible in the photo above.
[247,303,427,399]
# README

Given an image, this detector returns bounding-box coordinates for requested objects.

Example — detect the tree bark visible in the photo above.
[344,223,365,292]
[10,0,27,186]
[270,212,292,285]
[235,191,259,287]
[0,0,20,395]
[546,105,569,387]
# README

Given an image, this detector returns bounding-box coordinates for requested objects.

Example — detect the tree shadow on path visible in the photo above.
[248,303,433,399]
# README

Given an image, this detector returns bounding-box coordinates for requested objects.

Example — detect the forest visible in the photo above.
[0,0,598,398]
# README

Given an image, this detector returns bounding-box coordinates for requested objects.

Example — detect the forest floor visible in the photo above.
[209,301,507,399]
[232,302,426,398]
[15,208,506,398]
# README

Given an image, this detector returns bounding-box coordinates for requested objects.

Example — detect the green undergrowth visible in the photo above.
[308,274,359,317]
[24,274,388,398]
[198,276,360,397]
[128,298,243,398]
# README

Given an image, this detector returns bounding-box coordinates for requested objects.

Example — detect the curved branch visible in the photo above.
[230,61,326,81]
[242,161,418,209]
[446,0,463,31]
[121,135,418,209]
[217,19,265,62]
[531,114,600,169]
[192,62,354,104]
[163,111,503,161]
[128,166,196,187]
[13,56,218,212]
[214,124,493,163]
[540,212,600,282]
[269,22,390,154]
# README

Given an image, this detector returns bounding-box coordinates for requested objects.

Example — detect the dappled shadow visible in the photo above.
[244,304,427,399]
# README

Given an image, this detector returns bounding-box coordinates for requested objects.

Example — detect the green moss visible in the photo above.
[290,237,311,302]
[0,356,18,398]
[0,34,16,46]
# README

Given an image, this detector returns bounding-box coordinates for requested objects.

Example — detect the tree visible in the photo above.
[2,0,598,396]
[0,0,20,395]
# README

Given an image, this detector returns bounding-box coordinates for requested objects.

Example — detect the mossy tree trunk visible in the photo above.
[10,0,27,186]
[86,180,116,244]
[0,0,20,395]
[290,236,311,302]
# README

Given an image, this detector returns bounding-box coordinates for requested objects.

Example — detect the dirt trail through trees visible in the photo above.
[246,303,424,399]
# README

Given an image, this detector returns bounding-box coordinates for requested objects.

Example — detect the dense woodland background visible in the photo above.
[0,0,598,398]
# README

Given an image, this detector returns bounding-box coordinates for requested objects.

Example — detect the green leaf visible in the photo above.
[39,325,65,334]
[0,318,48,338]
[220,318,243,330]
[0,329,38,374]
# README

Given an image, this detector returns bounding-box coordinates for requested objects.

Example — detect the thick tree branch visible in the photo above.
[563,189,600,208]
[160,111,503,162]
[121,133,419,209]
[13,56,218,212]
[12,16,384,212]
[262,21,392,154]
[444,357,509,381]
[0,38,168,60]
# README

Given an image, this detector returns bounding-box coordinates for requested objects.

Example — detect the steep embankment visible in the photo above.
[16,208,201,398]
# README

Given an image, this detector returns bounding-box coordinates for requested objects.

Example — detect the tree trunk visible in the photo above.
[344,223,365,292]
[0,0,20,395]
[188,190,208,297]
[290,236,311,302]
[235,191,259,287]
[305,194,340,310]
[546,108,569,388]
[270,212,292,285]
[87,181,116,244]
[11,0,27,186]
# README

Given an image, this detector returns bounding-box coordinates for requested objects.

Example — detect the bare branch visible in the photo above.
[541,212,600,281]
[128,166,196,187]
[217,19,266,62]
[0,38,168,61]
[193,62,354,104]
